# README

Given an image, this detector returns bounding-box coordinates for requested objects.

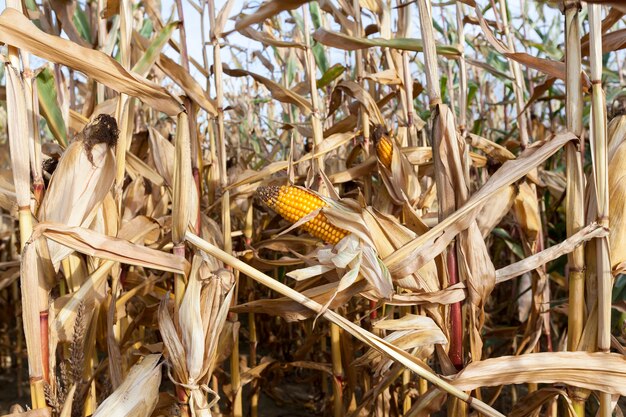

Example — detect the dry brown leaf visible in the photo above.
[233,0,309,32]
[452,352,626,395]
[239,27,305,49]
[384,132,576,278]
[0,9,183,115]
[223,65,312,115]
[34,222,188,274]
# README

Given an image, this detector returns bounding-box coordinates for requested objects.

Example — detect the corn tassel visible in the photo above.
[258,185,348,244]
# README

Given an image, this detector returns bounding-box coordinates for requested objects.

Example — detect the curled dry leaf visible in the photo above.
[158,253,235,415]
[233,0,309,32]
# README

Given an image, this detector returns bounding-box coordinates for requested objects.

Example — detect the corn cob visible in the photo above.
[257,185,348,244]
[372,124,393,169]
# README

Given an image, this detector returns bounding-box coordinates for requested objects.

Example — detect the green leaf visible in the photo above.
[309,1,322,29]
[36,67,67,147]
[139,18,154,38]
[317,64,345,89]
[312,42,328,74]
[313,29,461,58]
[73,4,92,44]
[133,21,179,77]
[23,0,43,29]
[286,56,296,86]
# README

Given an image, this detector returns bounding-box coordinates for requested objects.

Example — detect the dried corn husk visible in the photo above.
[452,352,626,395]
[92,354,162,417]
[159,253,235,416]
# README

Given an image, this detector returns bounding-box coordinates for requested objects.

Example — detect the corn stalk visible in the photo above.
[588,4,612,417]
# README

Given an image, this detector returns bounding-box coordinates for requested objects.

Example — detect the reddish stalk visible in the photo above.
[447,248,463,370]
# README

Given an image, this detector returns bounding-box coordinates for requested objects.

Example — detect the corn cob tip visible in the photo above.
[371,124,389,145]
[257,185,281,208]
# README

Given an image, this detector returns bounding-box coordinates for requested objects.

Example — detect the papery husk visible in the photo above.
[608,126,626,271]
[512,181,542,253]
[159,253,235,416]
[377,133,421,206]
[92,354,162,417]
[466,133,516,163]
[361,208,439,292]
[475,185,516,237]
[452,352,626,395]
[607,113,626,160]
[39,140,115,268]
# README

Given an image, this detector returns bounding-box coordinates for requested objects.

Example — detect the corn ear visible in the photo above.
[372,125,393,169]
[258,185,348,244]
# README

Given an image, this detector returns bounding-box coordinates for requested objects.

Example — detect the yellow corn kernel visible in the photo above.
[257,185,348,244]
[372,125,393,169]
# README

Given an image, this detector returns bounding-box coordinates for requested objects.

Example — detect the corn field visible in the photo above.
[1,0,626,415]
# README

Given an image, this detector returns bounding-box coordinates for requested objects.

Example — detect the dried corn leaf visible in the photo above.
[133,31,217,116]
[452,352,626,395]
[313,28,461,58]
[509,388,576,417]
[0,9,183,115]
[234,0,309,32]
[496,223,607,284]
[223,65,312,115]
[239,27,305,49]
[384,132,576,278]
[34,222,188,274]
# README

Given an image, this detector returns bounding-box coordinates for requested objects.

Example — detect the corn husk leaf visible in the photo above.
[39,141,115,266]
[608,135,626,271]
[92,354,162,417]
[34,222,188,274]
[233,0,309,32]
[452,352,626,395]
